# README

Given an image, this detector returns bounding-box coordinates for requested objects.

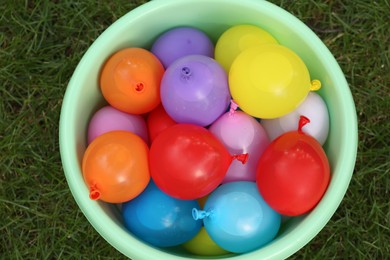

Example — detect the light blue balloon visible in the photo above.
[122,181,202,247]
[192,181,281,253]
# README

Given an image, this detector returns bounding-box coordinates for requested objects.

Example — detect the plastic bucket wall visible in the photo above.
[59,0,358,259]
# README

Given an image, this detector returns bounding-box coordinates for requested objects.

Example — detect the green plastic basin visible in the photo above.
[59,0,358,259]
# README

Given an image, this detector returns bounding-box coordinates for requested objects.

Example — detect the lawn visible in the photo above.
[1,0,389,259]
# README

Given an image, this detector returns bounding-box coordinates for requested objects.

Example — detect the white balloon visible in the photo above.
[262,92,329,145]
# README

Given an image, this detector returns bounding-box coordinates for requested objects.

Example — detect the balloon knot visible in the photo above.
[232,153,249,164]
[310,79,321,91]
[181,66,192,80]
[89,185,101,200]
[229,100,239,116]
[135,82,144,92]
[192,208,210,220]
[298,115,310,132]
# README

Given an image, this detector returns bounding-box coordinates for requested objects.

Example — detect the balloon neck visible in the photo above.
[192,208,211,220]
[232,153,249,164]
[181,66,192,80]
[229,99,239,116]
[89,185,101,200]
[135,82,145,93]
[310,79,321,91]
[298,115,310,132]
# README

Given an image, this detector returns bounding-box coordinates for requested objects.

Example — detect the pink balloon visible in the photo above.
[209,110,270,183]
[87,105,149,144]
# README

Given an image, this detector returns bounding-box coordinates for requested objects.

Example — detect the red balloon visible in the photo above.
[256,116,330,216]
[147,104,177,143]
[150,124,235,200]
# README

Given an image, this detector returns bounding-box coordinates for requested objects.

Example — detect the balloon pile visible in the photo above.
[81,25,331,255]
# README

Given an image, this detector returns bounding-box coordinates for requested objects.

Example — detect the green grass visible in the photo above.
[0,0,389,259]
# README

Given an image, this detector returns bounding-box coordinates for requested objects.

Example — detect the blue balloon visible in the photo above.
[122,181,202,247]
[192,181,281,253]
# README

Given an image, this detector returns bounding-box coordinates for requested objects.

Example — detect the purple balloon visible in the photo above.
[160,55,230,127]
[209,111,270,183]
[151,27,214,68]
[87,105,149,145]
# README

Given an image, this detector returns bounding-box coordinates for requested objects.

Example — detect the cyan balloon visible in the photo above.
[122,181,202,247]
[192,181,281,253]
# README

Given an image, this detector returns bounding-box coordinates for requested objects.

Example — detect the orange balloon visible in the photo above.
[82,131,150,203]
[100,48,164,114]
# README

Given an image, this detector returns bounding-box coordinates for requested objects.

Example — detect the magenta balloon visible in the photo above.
[209,111,270,183]
[87,105,149,144]
[161,55,230,127]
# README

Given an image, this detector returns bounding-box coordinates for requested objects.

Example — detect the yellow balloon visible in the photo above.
[215,24,278,72]
[229,44,318,119]
[182,227,230,256]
